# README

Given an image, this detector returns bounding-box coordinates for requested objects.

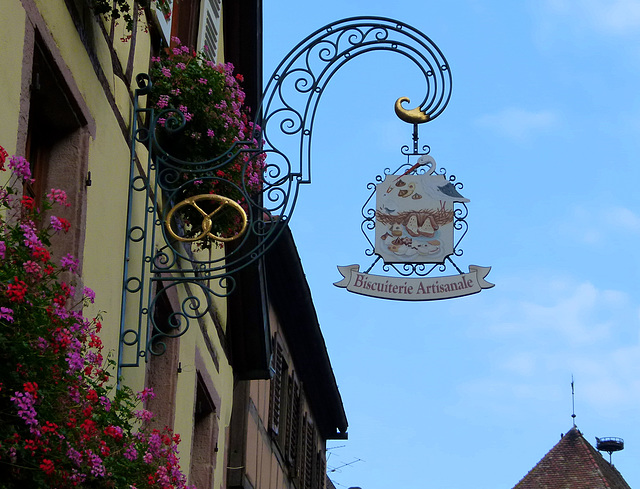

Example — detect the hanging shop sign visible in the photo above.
[334,98,493,301]
[375,155,466,264]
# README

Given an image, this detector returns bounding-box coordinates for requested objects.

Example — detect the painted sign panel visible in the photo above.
[334,265,494,301]
[375,173,468,264]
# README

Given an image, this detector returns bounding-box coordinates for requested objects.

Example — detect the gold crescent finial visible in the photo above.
[394,97,430,124]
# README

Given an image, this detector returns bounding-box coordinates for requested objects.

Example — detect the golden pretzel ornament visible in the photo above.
[165,194,248,243]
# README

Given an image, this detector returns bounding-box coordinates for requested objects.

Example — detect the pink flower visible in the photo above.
[23,260,41,275]
[66,351,84,372]
[67,447,83,466]
[10,390,38,426]
[50,216,71,232]
[60,253,79,273]
[8,155,33,182]
[161,67,171,78]
[124,443,138,461]
[176,62,186,70]
[83,286,96,303]
[137,387,156,402]
[0,307,14,323]
[156,94,170,109]
[47,188,70,206]
[20,221,42,249]
[99,396,111,411]
[198,77,208,84]
[134,409,154,422]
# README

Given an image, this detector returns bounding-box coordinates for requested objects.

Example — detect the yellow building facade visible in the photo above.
[0,1,235,487]
[0,2,346,489]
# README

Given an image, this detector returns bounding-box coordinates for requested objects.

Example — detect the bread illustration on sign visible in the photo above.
[374,154,469,264]
[405,214,420,237]
[417,215,437,238]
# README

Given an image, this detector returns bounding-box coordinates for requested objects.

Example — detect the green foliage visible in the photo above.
[92,0,172,33]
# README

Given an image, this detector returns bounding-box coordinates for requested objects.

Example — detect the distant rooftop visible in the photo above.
[512,427,631,489]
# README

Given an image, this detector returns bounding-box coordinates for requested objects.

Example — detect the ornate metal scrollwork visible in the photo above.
[118,17,452,370]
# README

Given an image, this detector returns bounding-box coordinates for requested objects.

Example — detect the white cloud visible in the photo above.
[542,0,640,35]
[487,280,624,345]
[563,204,640,245]
[476,107,559,141]
[455,273,640,418]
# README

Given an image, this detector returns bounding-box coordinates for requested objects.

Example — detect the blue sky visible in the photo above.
[263,1,640,488]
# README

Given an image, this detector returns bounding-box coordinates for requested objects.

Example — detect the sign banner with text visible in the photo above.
[334,265,494,301]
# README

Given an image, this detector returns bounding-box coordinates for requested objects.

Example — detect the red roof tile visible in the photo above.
[512,427,631,489]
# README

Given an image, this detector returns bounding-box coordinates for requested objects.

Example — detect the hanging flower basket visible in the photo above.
[148,37,265,248]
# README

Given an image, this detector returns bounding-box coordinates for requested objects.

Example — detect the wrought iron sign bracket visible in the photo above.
[118,16,455,373]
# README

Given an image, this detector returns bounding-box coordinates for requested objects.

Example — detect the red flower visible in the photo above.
[32,246,50,262]
[40,458,55,476]
[7,277,28,303]
[81,418,96,436]
[87,389,98,403]
[23,381,38,398]
[0,145,7,169]
[41,421,59,435]
[24,438,40,456]
[61,282,73,297]
[88,333,103,350]
[21,195,36,210]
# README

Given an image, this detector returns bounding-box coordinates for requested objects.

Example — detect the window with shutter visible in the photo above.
[171,0,201,49]
[22,35,90,260]
[189,372,218,488]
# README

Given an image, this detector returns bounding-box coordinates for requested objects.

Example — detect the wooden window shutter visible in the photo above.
[269,340,285,435]
[314,450,326,489]
[199,0,221,61]
[286,375,301,468]
[303,418,316,489]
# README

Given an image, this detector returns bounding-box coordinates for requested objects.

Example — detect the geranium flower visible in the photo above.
[23,260,41,275]
[8,155,32,181]
[0,307,14,323]
[51,215,71,232]
[60,253,79,272]
[21,195,36,210]
[0,144,8,168]
[47,188,70,206]
[7,277,28,303]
